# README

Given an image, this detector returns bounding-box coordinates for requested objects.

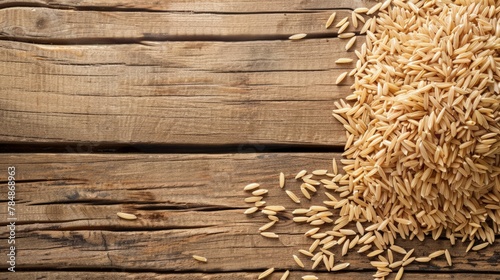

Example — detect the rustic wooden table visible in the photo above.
[0,0,498,279]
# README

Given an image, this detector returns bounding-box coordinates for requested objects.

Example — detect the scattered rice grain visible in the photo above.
[116,212,137,220]
[258,267,274,279]
[261,232,279,239]
[289,33,307,40]
[192,255,207,262]
[325,12,337,29]
[243,183,260,191]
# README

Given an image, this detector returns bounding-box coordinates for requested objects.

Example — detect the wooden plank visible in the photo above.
[0,7,364,42]
[0,39,359,145]
[0,0,374,13]
[0,154,498,273]
[2,272,498,280]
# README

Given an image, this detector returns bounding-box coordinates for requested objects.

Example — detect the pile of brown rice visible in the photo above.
[244,0,500,279]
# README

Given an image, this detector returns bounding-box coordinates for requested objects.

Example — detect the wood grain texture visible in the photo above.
[3,272,498,280]
[0,38,360,145]
[0,0,370,146]
[0,7,361,42]
[0,270,500,280]
[0,0,374,12]
[0,154,498,273]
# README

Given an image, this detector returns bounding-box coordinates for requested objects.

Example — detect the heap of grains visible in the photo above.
[333,0,500,242]
[244,0,500,279]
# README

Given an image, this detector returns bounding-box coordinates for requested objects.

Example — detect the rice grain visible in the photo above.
[116,212,137,220]
[280,270,290,280]
[261,232,279,239]
[445,249,452,266]
[259,221,276,232]
[331,262,350,271]
[335,58,354,64]
[265,206,286,212]
[286,190,301,203]
[243,183,260,191]
[252,189,268,196]
[293,254,305,268]
[289,33,307,40]
[335,17,349,28]
[338,33,355,39]
[192,255,207,262]
[325,12,337,29]
[472,242,489,251]
[244,207,258,214]
[345,36,357,51]
[295,170,307,179]
[429,250,445,259]
[336,72,348,84]
[338,21,350,34]
[415,257,431,263]
[258,267,274,279]
[245,196,262,203]
[395,267,404,280]
[390,245,407,255]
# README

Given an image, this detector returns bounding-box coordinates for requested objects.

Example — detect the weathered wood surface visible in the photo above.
[0,8,360,42]
[0,0,368,146]
[0,39,357,145]
[3,272,499,280]
[0,0,373,12]
[0,154,498,277]
[2,0,499,279]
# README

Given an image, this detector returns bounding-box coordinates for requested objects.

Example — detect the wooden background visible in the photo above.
[0,0,498,279]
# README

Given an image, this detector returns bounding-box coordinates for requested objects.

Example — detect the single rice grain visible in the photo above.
[286,190,301,203]
[445,249,452,266]
[258,267,274,279]
[299,249,314,257]
[336,72,348,84]
[116,212,137,220]
[395,267,404,280]
[331,262,350,271]
[390,245,407,254]
[243,183,260,191]
[338,32,355,39]
[245,196,262,203]
[259,221,276,231]
[289,33,307,40]
[335,17,349,27]
[280,270,290,280]
[429,250,445,259]
[336,58,354,64]
[416,257,431,262]
[345,36,357,51]
[472,242,489,251]
[264,206,286,212]
[261,232,279,238]
[338,21,350,34]
[295,170,307,179]
[192,255,207,262]
[255,201,266,207]
[252,189,268,196]
[325,12,337,29]
[293,254,305,268]
[244,207,258,214]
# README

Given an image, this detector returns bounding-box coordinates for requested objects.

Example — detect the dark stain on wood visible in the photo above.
[36,17,47,29]
[66,191,80,200]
